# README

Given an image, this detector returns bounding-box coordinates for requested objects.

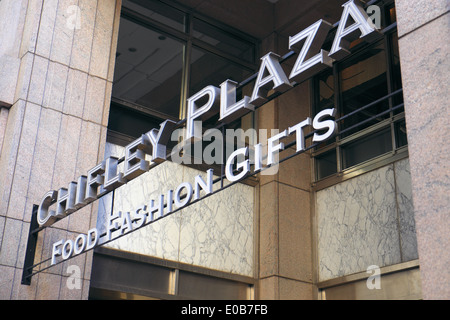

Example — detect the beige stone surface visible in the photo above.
[52,114,82,187]
[0,100,26,215]
[27,55,49,105]
[278,150,311,192]
[255,33,314,297]
[0,108,9,153]
[107,0,122,82]
[70,0,98,73]
[89,0,116,79]
[258,276,278,299]
[7,102,41,221]
[50,0,77,66]
[396,0,449,37]
[397,11,450,299]
[75,120,102,177]
[102,81,113,126]
[0,0,28,58]
[279,277,313,300]
[63,68,88,118]
[43,61,69,112]
[25,107,62,215]
[35,273,62,299]
[0,55,21,106]
[278,183,312,282]
[19,0,43,58]
[0,265,15,299]
[0,218,24,267]
[14,52,34,103]
[277,80,311,132]
[0,0,120,298]
[83,75,107,124]
[35,0,59,59]
[259,182,279,278]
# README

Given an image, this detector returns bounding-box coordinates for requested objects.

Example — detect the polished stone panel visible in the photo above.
[317,159,417,281]
[396,6,450,298]
[97,142,255,276]
[394,159,418,262]
[178,179,254,276]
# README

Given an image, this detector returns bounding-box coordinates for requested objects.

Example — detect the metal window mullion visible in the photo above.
[179,13,193,120]
[190,38,257,72]
[120,7,189,43]
[385,32,400,152]
[333,63,343,173]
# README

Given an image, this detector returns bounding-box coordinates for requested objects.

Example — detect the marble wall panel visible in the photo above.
[98,160,184,262]
[394,159,418,262]
[96,142,255,276]
[178,179,254,276]
[317,159,417,282]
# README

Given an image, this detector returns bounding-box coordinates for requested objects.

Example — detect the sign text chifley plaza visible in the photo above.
[36,0,379,265]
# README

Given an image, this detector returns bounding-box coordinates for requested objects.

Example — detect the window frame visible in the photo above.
[108,0,259,146]
[311,2,408,190]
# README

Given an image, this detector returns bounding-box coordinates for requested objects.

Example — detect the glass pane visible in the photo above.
[388,5,397,25]
[112,17,185,119]
[316,149,337,180]
[342,127,392,169]
[123,0,186,32]
[339,40,389,137]
[390,32,404,113]
[108,102,162,140]
[314,69,336,149]
[395,119,408,148]
[187,47,255,161]
[193,18,255,64]
[189,46,253,96]
[316,69,335,112]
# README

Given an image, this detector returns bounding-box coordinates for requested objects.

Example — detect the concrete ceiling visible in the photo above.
[176,0,347,39]
[113,0,349,116]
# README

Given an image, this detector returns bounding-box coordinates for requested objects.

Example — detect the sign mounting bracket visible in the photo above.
[21,205,40,285]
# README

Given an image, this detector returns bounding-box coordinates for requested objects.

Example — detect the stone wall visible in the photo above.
[395,0,450,299]
[316,158,417,281]
[97,143,255,277]
[0,0,121,300]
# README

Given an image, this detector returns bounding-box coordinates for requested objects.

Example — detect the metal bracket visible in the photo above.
[21,205,39,285]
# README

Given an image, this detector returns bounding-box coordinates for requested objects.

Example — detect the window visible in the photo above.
[108,0,258,147]
[313,2,406,182]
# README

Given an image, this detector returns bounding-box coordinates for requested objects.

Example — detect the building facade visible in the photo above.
[0,0,448,300]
